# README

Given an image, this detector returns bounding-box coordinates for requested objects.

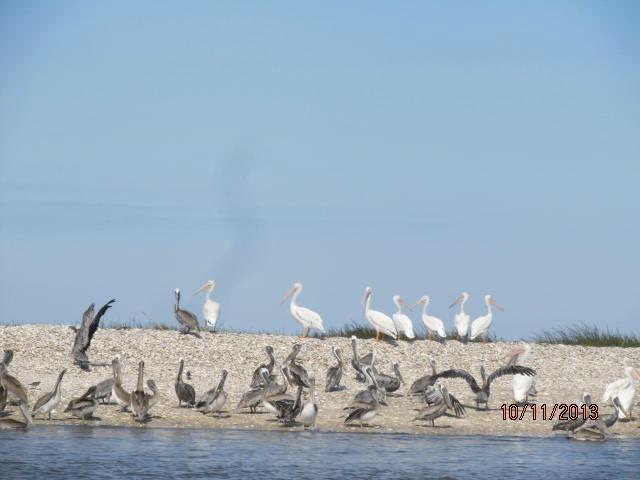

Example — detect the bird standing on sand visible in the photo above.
[130,361,156,422]
[32,368,67,420]
[504,343,537,405]
[602,367,639,420]
[281,282,326,337]
[111,357,130,411]
[373,363,404,393]
[64,386,98,419]
[300,377,318,429]
[71,299,115,370]
[414,384,465,427]
[391,295,415,340]
[250,346,276,388]
[449,292,470,342]
[325,347,346,392]
[194,280,220,332]
[411,296,446,341]
[350,336,376,382]
[175,358,196,407]
[469,295,502,342]
[197,370,229,416]
[407,358,438,396]
[174,289,200,335]
[0,359,32,425]
[362,287,397,342]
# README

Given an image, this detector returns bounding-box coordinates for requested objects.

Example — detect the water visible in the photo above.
[1,427,639,479]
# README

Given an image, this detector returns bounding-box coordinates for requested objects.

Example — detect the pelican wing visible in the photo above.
[367,310,397,338]
[602,377,628,402]
[486,365,535,387]
[325,365,342,392]
[447,393,466,417]
[203,302,220,327]
[392,313,415,339]
[72,300,115,367]
[32,391,54,413]
[470,315,491,339]
[423,315,446,337]
[294,306,325,331]
[432,369,481,393]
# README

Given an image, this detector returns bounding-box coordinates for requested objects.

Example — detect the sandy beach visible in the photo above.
[1,325,639,437]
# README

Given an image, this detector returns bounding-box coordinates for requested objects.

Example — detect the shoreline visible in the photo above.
[2,325,639,438]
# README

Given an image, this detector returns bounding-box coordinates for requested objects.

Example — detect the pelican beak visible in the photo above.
[449,295,463,309]
[361,289,370,305]
[280,286,295,305]
[409,300,421,310]
[194,282,211,295]
[502,346,524,359]
[492,299,504,312]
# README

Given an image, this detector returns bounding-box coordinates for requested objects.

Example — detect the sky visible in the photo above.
[1,1,639,339]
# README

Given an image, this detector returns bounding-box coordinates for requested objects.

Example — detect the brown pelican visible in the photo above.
[345,383,381,427]
[250,346,276,388]
[600,397,628,428]
[196,370,229,416]
[407,358,438,396]
[374,363,404,393]
[174,289,200,335]
[194,280,221,331]
[175,358,196,407]
[267,384,303,425]
[430,364,535,409]
[0,362,31,418]
[111,357,130,411]
[32,368,67,419]
[237,367,288,413]
[64,386,98,419]
[300,377,318,429]
[283,344,311,388]
[325,347,345,392]
[602,367,639,420]
[0,350,13,412]
[94,377,114,404]
[350,336,376,382]
[0,402,34,430]
[130,361,152,421]
[572,417,610,441]
[414,384,465,427]
[71,299,115,370]
[553,393,592,432]
[345,367,387,409]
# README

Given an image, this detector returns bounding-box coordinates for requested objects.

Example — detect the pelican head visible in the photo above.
[410,295,430,309]
[449,292,469,309]
[485,295,504,311]
[361,286,372,304]
[393,295,408,310]
[280,282,302,304]
[194,280,216,295]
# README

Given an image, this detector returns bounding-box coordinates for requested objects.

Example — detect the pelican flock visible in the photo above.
[0,282,634,444]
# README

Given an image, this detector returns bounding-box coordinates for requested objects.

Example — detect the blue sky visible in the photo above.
[1,1,639,338]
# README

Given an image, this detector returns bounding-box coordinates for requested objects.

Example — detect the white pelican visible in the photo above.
[281,282,325,337]
[602,367,640,420]
[505,343,537,404]
[362,287,397,341]
[449,292,470,342]
[194,280,220,331]
[469,294,502,342]
[411,296,446,341]
[391,295,415,340]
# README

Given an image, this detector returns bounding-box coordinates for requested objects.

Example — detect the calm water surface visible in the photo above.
[1,427,639,479]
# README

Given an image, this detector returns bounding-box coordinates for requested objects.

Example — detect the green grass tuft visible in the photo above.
[533,324,640,347]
